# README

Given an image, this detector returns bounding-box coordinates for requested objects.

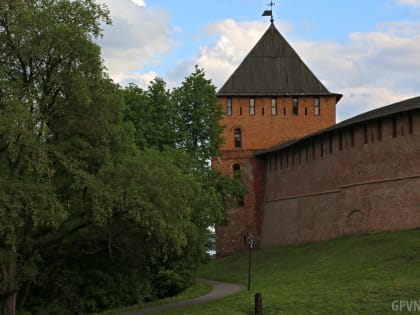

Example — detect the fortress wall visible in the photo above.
[260,109,420,248]
[213,151,265,256]
[213,95,336,256]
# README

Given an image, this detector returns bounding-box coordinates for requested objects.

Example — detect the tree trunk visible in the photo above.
[17,282,31,312]
[3,292,16,315]
[1,257,17,315]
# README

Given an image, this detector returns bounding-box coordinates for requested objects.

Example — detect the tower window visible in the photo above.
[314,97,320,116]
[227,98,232,116]
[271,98,277,115]
[250,97,255,116]
[293,97,299,115]
[234,128,242,148]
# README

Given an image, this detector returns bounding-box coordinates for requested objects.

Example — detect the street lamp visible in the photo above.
[246,232,254,291]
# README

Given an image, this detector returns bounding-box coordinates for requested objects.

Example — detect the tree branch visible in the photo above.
[2,21,29,83]
[13,144,26,176]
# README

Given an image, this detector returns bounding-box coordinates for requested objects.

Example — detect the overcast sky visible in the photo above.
[97,0,420,121]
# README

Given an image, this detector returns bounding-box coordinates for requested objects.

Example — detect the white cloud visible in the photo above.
[196,20,266,88]
[163,19,292,89]
[294,24,420,120]
[189,19,419,121]
[118,70,158,88]
[99,0,173,85]
[130,0,146,7]
[396,0,420,6]
[165,59,197,88]
[377,21,420,37]
[336,86,415,121]
[97,3,419,121]
[193,19,293,88]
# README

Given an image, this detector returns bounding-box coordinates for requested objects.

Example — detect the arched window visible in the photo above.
[233,163,241,179]
[234,128,242,148]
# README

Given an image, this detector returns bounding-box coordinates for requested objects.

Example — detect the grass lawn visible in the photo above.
[155,229,420,314]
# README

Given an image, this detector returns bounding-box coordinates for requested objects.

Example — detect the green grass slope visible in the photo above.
[158,229,420,314]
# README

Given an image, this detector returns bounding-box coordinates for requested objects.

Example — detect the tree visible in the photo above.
[25,146,211,314]
[0,1,111,314]
[123,69,244,249]
[0,1,244,313]
[172,66,225,165]
[123,78,176,150]
[171,66,245,230]
[123,70,233,243]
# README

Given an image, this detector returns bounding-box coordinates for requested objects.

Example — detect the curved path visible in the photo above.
[116,278,245,315]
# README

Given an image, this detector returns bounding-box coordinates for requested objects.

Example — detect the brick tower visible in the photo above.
[212,22,342,256]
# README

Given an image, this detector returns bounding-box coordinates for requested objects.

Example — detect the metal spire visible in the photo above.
[262,1,275,23]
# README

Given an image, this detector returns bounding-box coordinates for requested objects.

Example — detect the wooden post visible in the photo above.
[255,292,263,315]
[247,232,254,291]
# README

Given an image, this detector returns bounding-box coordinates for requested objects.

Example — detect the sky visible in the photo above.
[97,0,420,121]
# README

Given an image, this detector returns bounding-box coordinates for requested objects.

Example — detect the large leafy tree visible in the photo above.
[0,0,242,314]
[172,66,225,165]
[123,69,230,235]
[124,78,177,150]
[172,67,239,227]
[0,1,112,314]
[122,70,244,267]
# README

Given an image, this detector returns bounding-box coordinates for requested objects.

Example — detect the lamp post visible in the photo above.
[247,232,254,291]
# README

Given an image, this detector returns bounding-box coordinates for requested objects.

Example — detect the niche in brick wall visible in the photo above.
[345,210,368,234]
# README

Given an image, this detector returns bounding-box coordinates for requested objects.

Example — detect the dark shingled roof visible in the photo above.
[257,96,420,156]
[218,23,342,100]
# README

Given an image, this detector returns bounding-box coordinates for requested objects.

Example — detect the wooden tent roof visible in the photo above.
[218,23,341,100]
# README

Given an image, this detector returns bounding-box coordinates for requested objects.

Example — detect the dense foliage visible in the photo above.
[0,1,240,314]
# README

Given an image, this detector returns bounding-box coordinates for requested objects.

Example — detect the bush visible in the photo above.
[154,269,193,298]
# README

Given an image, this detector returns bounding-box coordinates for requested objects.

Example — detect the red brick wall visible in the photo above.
[213,95,337,256]
[212,151,265,256]
[260,109,420,248]
[219,96,337,151]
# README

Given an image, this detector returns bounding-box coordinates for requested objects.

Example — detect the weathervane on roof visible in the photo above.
[262,1,275,24]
